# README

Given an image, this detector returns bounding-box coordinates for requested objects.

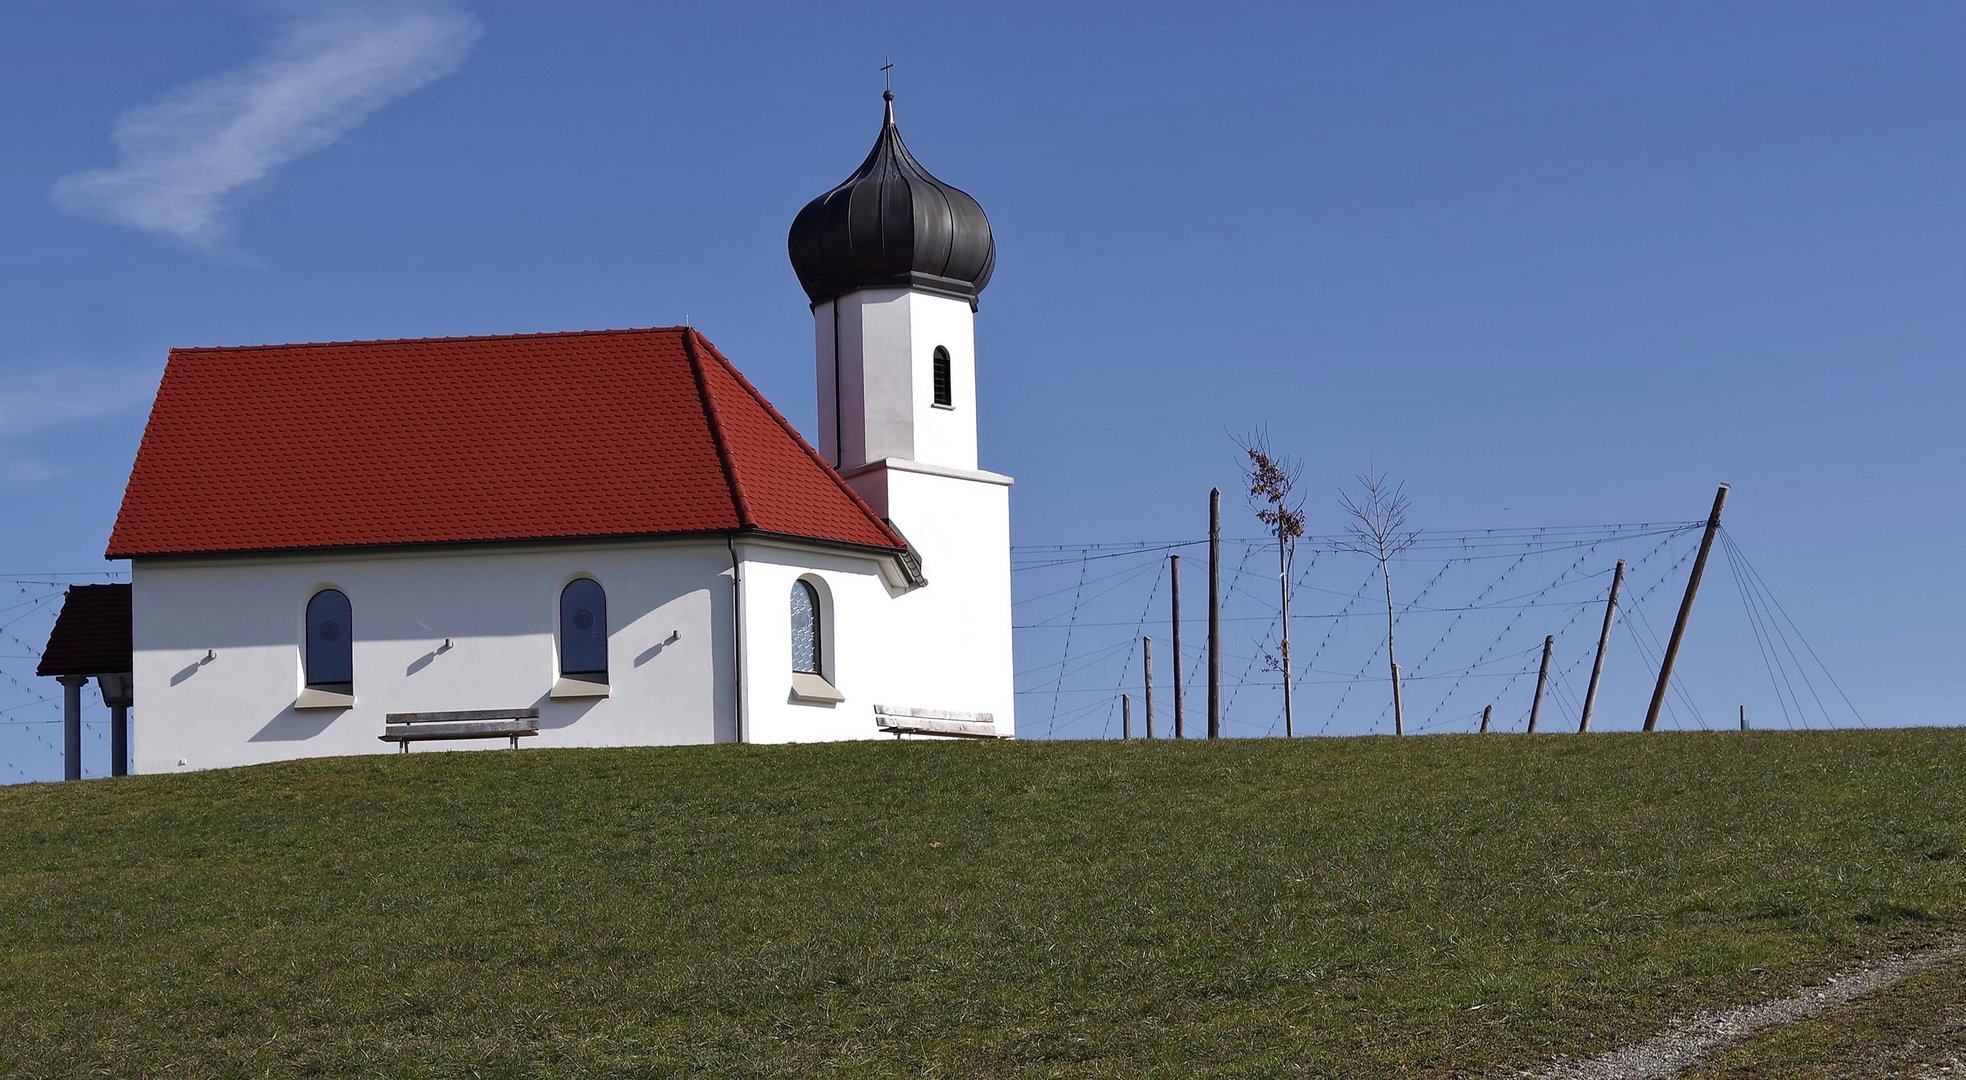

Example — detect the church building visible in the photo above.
[43,91,1015,774]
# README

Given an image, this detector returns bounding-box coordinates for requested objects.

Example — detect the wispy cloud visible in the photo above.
[0,364,158,440]
[1,458,69,490]
[0,362,162,488]
[51,2,483,249]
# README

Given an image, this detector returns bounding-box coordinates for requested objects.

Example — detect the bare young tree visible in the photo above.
[1339,467,1418,735]
[1237,432,1306,737]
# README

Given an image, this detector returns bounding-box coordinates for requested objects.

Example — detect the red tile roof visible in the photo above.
[107,328,905,558]
[37,584,133,677]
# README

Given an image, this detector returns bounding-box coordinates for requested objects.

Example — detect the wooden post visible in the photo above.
[1122,694,1132,740]
[1644,484,1730,732]
[1479,704,1493,734]
[1208,487,1222,739]
[1143,636,1155,740]
[1170,554,1184,739]
[1740,704,1748,732]
[1278,520,1295,738]
[1527,635,1555,734]
[1578,559,1625,733]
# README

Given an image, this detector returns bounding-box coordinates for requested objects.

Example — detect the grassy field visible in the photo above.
[3,730,1964,1077]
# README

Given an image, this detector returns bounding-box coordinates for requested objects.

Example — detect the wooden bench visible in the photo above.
[874,705,1006,740]
[381,708,540,752]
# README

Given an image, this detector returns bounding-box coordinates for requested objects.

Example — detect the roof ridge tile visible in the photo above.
[169,326,689,355]
[681,329,755,531]
[689,331,906,551]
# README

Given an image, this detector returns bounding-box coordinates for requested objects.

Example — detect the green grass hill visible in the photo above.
[4,730,1965,1077]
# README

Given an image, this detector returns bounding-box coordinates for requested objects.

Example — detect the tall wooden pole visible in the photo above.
[1578,559,1626,733]
[1739,704,1748,732]
[1479,704,1493,734]
[1122,694,1132,741]
[1169,555,1184,739]
[1143,636,1155,740]
[1208,488,1222,739]
[1527,635,1555,734]
[1644,484,1730,732]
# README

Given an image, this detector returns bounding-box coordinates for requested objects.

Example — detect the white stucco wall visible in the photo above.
[736,541,901,743]
[801,283,1014,741]
[874,463,1016,736]
[130,539,737,773]
[739,461,1016,743]
[813,289,978,473]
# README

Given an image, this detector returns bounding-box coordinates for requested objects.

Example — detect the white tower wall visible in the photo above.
[811,284,1016,738]
[814,289,980,475]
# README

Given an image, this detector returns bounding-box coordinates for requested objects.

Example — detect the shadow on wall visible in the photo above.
[247,689,610,742]
[249,707,341,743]
[170,651,215,686]
[636,630,680,667]
[534,689,603,731]
[405,638,455,677]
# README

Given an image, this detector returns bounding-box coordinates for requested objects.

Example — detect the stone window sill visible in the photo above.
[550,677,610,699]
[790,672,844,704]
[294,687,356,710]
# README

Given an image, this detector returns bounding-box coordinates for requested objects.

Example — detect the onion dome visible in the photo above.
[789,91,996,309]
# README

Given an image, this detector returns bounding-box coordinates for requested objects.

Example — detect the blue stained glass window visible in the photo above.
[305,589,353,691]
[560,578,608,680]
[791,580,821,675]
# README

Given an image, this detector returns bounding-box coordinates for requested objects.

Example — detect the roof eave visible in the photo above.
[109,526,906,565]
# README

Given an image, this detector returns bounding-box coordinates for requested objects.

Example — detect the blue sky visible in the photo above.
[3,1,1962,773]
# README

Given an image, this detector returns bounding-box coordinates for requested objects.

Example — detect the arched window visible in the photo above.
[932,346,953,408]
[559,578,608,681]
[791,580,823,675]
[305,589,353,693]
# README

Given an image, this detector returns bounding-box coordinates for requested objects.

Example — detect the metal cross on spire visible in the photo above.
[881,57,894,92]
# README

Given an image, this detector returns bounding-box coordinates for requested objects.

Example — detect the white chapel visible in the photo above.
[39,91,1015,774]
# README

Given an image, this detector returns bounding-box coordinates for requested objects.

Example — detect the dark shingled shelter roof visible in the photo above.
[36,584,133,677]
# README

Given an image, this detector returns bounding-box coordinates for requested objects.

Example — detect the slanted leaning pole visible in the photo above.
[1578,559,1625,733]
[1479,704,1493,734]
[1528,635,1555,734]
[1644,484,1730,732]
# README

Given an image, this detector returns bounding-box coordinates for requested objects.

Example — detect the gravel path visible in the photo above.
[1916,1048,1966,1078]
[1523,940,1966,1080]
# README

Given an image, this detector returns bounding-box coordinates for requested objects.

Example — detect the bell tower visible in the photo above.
[785,89,1015,735]
[788,91,1002,514]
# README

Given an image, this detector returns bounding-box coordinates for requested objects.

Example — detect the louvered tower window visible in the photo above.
[932,346,952,408]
